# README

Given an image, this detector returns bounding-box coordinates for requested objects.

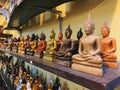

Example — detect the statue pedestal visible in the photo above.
[43,55,54,62]
[54,56,72,67]
[71,63,103,76]
[54,59,71,67]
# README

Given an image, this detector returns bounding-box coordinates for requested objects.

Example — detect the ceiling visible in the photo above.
[5,0,73,30]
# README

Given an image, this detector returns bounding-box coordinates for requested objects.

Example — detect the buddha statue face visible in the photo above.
[84,24,94,35]
[39,32,46,40]
[20,36,24,41]
[101,23,110,37]
[50,30,55,39]
[84,14,95,35]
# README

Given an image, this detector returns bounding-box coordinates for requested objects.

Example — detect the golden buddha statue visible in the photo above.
[71,15,103,76]
[18,36,25,54]
[100,23,118,68]
[43,29,57,61]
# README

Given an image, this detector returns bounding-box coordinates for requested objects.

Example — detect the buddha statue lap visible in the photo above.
[100,23,118,68]
[26,34,36,56]
[43,30,57,62]
[34,32,47,58]
[71,15,103,76]
[54,25,75,67]
[18,36,25,54]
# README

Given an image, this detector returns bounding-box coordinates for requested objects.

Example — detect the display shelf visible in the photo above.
[0,48,120,90]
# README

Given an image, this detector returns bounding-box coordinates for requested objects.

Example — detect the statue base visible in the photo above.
[43,55,54,62]
[12,47,18,52]
[103,61,118,68]
[34,53,43,58]
[26,51,34,56]
[71,63,103,76]
[54,59,71,67]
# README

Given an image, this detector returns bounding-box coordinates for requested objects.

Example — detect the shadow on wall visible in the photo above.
[67,0,104,15]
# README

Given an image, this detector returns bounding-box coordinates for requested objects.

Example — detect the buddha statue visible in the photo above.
[53,77,61,90]
[71,15,103,76]
[54,25,74,67]
[43,29,57,61]
[26,34,36,56]
[24,34,30,49]
[100,23,118,68]
[18,36,25,54]
[12,37,18,52]
[34,32,47,58]
[56,31,63,51]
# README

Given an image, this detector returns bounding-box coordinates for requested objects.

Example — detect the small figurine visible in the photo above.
[26,34,36,56]
[100,22,118,68]
[71,15,103,76]
[56,31,63,51]
[18,36,25,54]
[43,29,57,61]
[12,37,18,52]
[53,77,61,90]
[34,32,47,58]
[54,25,75,67]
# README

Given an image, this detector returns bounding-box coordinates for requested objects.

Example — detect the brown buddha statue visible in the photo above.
[54,25,74,67]
[43,29,57,61]
[100,23,118,68]
[18,36,25,54]
[34,32,47,58]
[71,15,103,76]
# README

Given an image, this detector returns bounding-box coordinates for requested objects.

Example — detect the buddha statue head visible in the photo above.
[26,34,30,41]
[31,33,36,41]
[77,28,83,40]
[39,32,46,40]
[20,36,24,41]
[84,14,95,35]
[101,22,110,37]
[65,25,72,39]
[50,29,56,39]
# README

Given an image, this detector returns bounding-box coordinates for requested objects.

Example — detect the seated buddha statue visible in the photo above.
[34,32,47,58]
[18,36,25,54]
[12,37,18,52]
[71,16,103,76]
[43,29,57,61]
[26,34,36,56]
[100,23,118,68]
[54,25,74,67]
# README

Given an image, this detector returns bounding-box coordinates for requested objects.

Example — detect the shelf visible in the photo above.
[0,48,120,90]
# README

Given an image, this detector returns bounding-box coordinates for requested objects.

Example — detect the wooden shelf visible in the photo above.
[0,48,120,90]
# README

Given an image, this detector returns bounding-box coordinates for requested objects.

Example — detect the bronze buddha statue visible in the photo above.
[71,15,103,76]
[100,23,118,68]
[54,25,75,67]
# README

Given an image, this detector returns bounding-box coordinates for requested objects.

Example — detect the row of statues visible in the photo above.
[0,16,118,76]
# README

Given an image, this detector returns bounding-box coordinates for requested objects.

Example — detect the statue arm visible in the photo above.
[109,39,116,53]
[90,37,101,56]
[51,40,57,50]
[78,39,84,56]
